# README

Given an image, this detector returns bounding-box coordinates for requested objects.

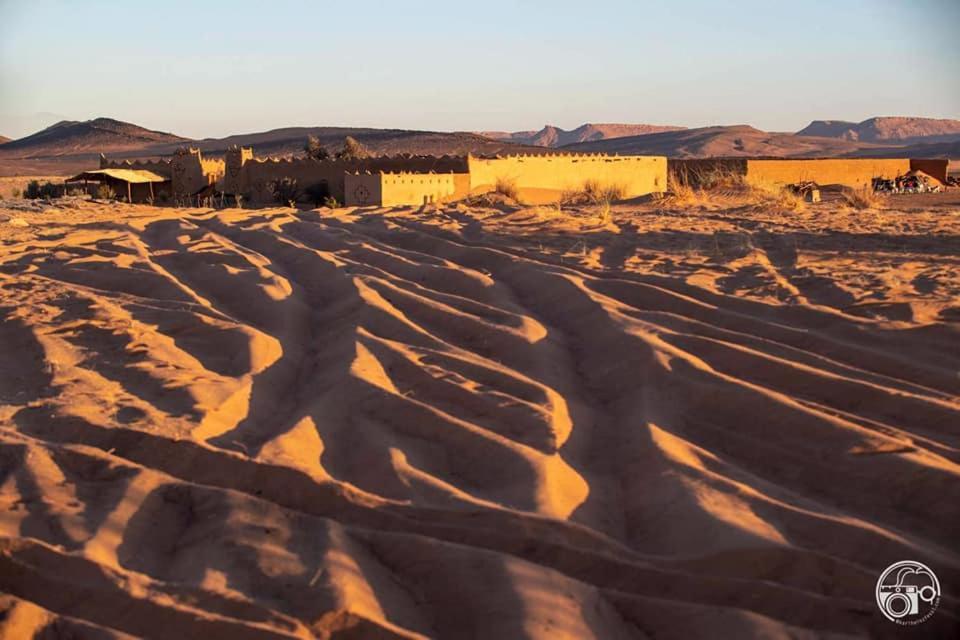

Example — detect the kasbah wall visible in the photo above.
[224,147,468,204]
[746,159,911,189]
[467,154,668,204]
[101,148,225,197]
[671,158,949,188]
[345,172,458,207]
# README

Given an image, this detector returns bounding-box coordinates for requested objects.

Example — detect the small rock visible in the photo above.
[8,218,29,227]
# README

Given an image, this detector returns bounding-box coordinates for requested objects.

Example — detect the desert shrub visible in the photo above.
[24,180,42,199]
[494,177,519,200]
[336,136,370,161]
[305,182,331,206]
[304,135,330,161]
[269,177,301,204]
[323,196,340,209]
[94,184,116,200]
[39,182,60,198]
[841,186,887,210]
[24,181,63,199]
[11,188,20,198]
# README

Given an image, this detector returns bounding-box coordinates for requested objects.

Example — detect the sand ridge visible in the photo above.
[0,198,958,638]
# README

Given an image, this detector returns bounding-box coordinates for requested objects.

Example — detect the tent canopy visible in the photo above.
[66,169,169,184]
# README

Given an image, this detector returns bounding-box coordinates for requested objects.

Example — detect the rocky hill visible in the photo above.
[0,118,188,157]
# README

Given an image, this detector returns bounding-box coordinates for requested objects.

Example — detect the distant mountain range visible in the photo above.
[0,118,536,175]
[0,116,956,176]
[0,135,9,145]
[563,117,960,158]
[797,117,960,144]
[478,123,685,148]
[178,127,528,158]
[563,125,885,157]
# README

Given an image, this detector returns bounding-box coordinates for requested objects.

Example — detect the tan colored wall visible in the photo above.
[467,154,667,203]
[381,173,458,206]
[344,172,460,207]
[344,173,382,206]
[228,153,468,203]
[744,159,911,189]
[224,146,254,195]
[171,148,224,196]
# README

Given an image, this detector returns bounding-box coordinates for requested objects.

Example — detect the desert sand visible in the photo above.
[1,194,958,638]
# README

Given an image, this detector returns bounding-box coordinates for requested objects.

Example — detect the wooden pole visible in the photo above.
[149,181,154,202]
[127,181,132,203]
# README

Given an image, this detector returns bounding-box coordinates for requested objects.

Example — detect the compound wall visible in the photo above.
[669,158,948,189]
[226,150,469,204]
[744,159,912,189]
[345,172,461,207]
[102,150,223,198]
[467,154,667,204]
[171,148,225,197]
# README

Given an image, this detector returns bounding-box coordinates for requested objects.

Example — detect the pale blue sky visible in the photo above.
[1,0,958,139]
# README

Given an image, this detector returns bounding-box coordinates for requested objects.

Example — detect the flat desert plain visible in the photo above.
[0,195,958,638]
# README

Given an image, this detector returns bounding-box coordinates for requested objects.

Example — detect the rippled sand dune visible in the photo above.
[1,199,958,638]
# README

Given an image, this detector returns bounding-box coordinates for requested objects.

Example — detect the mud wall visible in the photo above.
[343,173,383,206]
[744,159,911,189]
[467,154,667,204]
[382,173,458,206]
[171,148,224,197]
[229,154,469,203]
[224,146,254,195]
[345,172,461,207]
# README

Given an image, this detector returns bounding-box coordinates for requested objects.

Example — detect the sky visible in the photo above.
[1,0,958,140]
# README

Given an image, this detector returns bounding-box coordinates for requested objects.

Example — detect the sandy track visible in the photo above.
[1,201,958,638]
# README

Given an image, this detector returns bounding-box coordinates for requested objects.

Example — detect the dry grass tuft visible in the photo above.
[494,177,519,201]
[582,179,626,204]
[661,168,806,213]
[840,186,887,210]
[559,181,625,225]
